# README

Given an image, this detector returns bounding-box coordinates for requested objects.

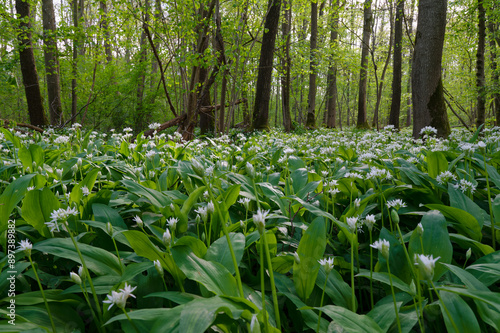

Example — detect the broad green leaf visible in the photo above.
[13,303,85,332]
[439,290,479,333]
[171,245,239,297]
[316,305,384,333]
[448,184,488,229]
[0,174,36,232]
[70,169,99,203]
[33,238,122,276]
[317,266,355,311]
[426,204,482,241]
[435,286,500,313]
[18,144,44,170]
[357,271,412,295]
[288,156,306,171]
[178,185,206,233]
[449,233,493,256]
[92,203,127,229]
[367,300,403,333]
[408,210,453,280]
[492,194,500,226]
[205,232,245,275]
[174,236,207,258]
[223,184,241,208]
[467,262,500,287]
[291,168,308,194]
[426,151,448,179]
[293,216,326,301]
[21,187,59,237]
[121,179,171,207]
[62,275,122,295]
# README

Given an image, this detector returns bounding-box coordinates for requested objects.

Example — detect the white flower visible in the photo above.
[364,214,376,232]
[420,126,438,136]
[318,257,335,274]
[354,198,361,208]
[453,179,477,194]
[133,215,144,228]
[167,217,178,231]
[18,239,32,255]
[120,283,137,299]
[207,201,215,214]
[436,171,457,185]
[145,150,156,159]
[414,254,440,281]
[386,199,407,210]
[49,207,79,226]
[154,260,163,276]
[54,135,70,144]
[148,122,161,130]
[346,216,359,233]
[103,290,128,310]
[253,208,270,234]
[123,127,133,133]
[371,239,390,259]
[238,197,251,210]
[246,162,255,179]
[81,186,90,196]
[163,229,172,247]
[195,206,208,221]
[416,223,424,236]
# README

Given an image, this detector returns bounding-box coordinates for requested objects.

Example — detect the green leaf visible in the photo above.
[171,245,239,297]
[316,305,384,333]
[92,203,127,229]
[21,187,60,237]
[70,169,99,203]
[178,185,206,233]
[33,238,121,276]
[0,174,36,233]
[439,290,480,333]
[293,216,326,301]
[288,156,306,171]
[317,266,355,310]
[435,286,500,313]
[357,271,412,295]
[448,184,488,229]
[408,210,453,281]
[18,144,44,170]
[291,168,308,194]
[205,232,245,275]
[121,179,171,208]
[426,204,482,241]
[449,233,493,256]
[426,151,448,179]
[223,184,241,208]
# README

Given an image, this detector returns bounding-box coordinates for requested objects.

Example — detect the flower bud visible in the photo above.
[391,209,400,224]
[70,272,82,285]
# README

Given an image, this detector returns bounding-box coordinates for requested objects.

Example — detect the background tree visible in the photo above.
[325,0,340,128]
[356,0,373,129]
[476,0,486,128]
[389,0,404,129]
[412,0,450,138]
[306,0,318,128]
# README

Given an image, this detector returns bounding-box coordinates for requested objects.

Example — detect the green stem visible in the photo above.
[431,281,460,333]
[386,258,402,333]
[112,237,124,273]
[483,154,496,251]
[350,238,356,312]
[28,256,57,333]
[395,222,418,283]
[123,308,140,333]
[79,284,103,333]
[369,230,374,309]
[67,230,104,324]
[260,239,269,333]
[262,230,281,330]
[316,275,328,332]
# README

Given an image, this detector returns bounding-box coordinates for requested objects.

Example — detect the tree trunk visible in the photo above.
[134,0,150,133]
[16,0,48,126]
[357,0,373,129]
[475,0,486,128]
[406,0,416,127]
[389,0,404,129]
[488,20,500,126]
[251,0,281,131]
[42,0,63,126]
[306,0,318,128]
[100,0,112,63]
[71,0,82,124]
[326,0,339,128]
[412,0,450,138]
[281,0,293,132]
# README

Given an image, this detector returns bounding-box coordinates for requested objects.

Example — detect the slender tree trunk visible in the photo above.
[71,0,81,124]
[281,0,293,132]
[406,0,415,127]
[412,0,450,138]
[16,0,48,126]
[389,0,404,128]
[488,20,500,125]
[100,0,112,63]
[326,0,339,128]
[42,0,63,125]
[251,0,281,130]
[134,0,150,133]
[475,0,486,128]
[306,0,318,128]
[357,0,373,129]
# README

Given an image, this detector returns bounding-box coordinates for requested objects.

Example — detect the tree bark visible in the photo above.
[100,0,112,63]
[281,0,293,132]
[488,19,500,126]
[357,0,373,129]
[389,0,404,129]
[42,0,63,126]
[134,0,150,133]
[475,0,486,128]
[412,0,450,138]
[326,0,339,128]
[306,0,318,128]
[251,0,281,130]
[16,0,48,126]
[406,0,416,127]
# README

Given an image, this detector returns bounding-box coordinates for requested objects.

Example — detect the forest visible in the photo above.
[1,0,499,137]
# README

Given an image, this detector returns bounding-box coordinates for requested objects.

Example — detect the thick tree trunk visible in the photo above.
[100,0,112,63]
[475,0,486,128]
[406,0,416,127]
[71,0,82,124]
[357,0,373,129]
[306,0,318,128]
[42,0,63,126]
[251,0,281,130]
[281,0,293,132]
[389,0,404,129]
[16,0,48,126]
[412,0,450,138]
[326,0,339,128]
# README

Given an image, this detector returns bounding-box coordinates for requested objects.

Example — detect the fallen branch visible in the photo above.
[1,119,44,133]
[142,113,187,138]
[199,98,247,113]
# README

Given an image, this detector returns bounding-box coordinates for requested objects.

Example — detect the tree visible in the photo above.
[306,0,318,128]
[488,5,500,125]
[42,0,63,125]
[389,0,404,129]
[134,0,150,133]
[251,0,281,131]
[356,0,373,129]
[475,0,486,128]
[325,0,339,128]
[281,0,293,132]
[16,0,48,126]
[412,0,450,138]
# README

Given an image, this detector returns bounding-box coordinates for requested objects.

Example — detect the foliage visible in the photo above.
[1,125,500,332]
